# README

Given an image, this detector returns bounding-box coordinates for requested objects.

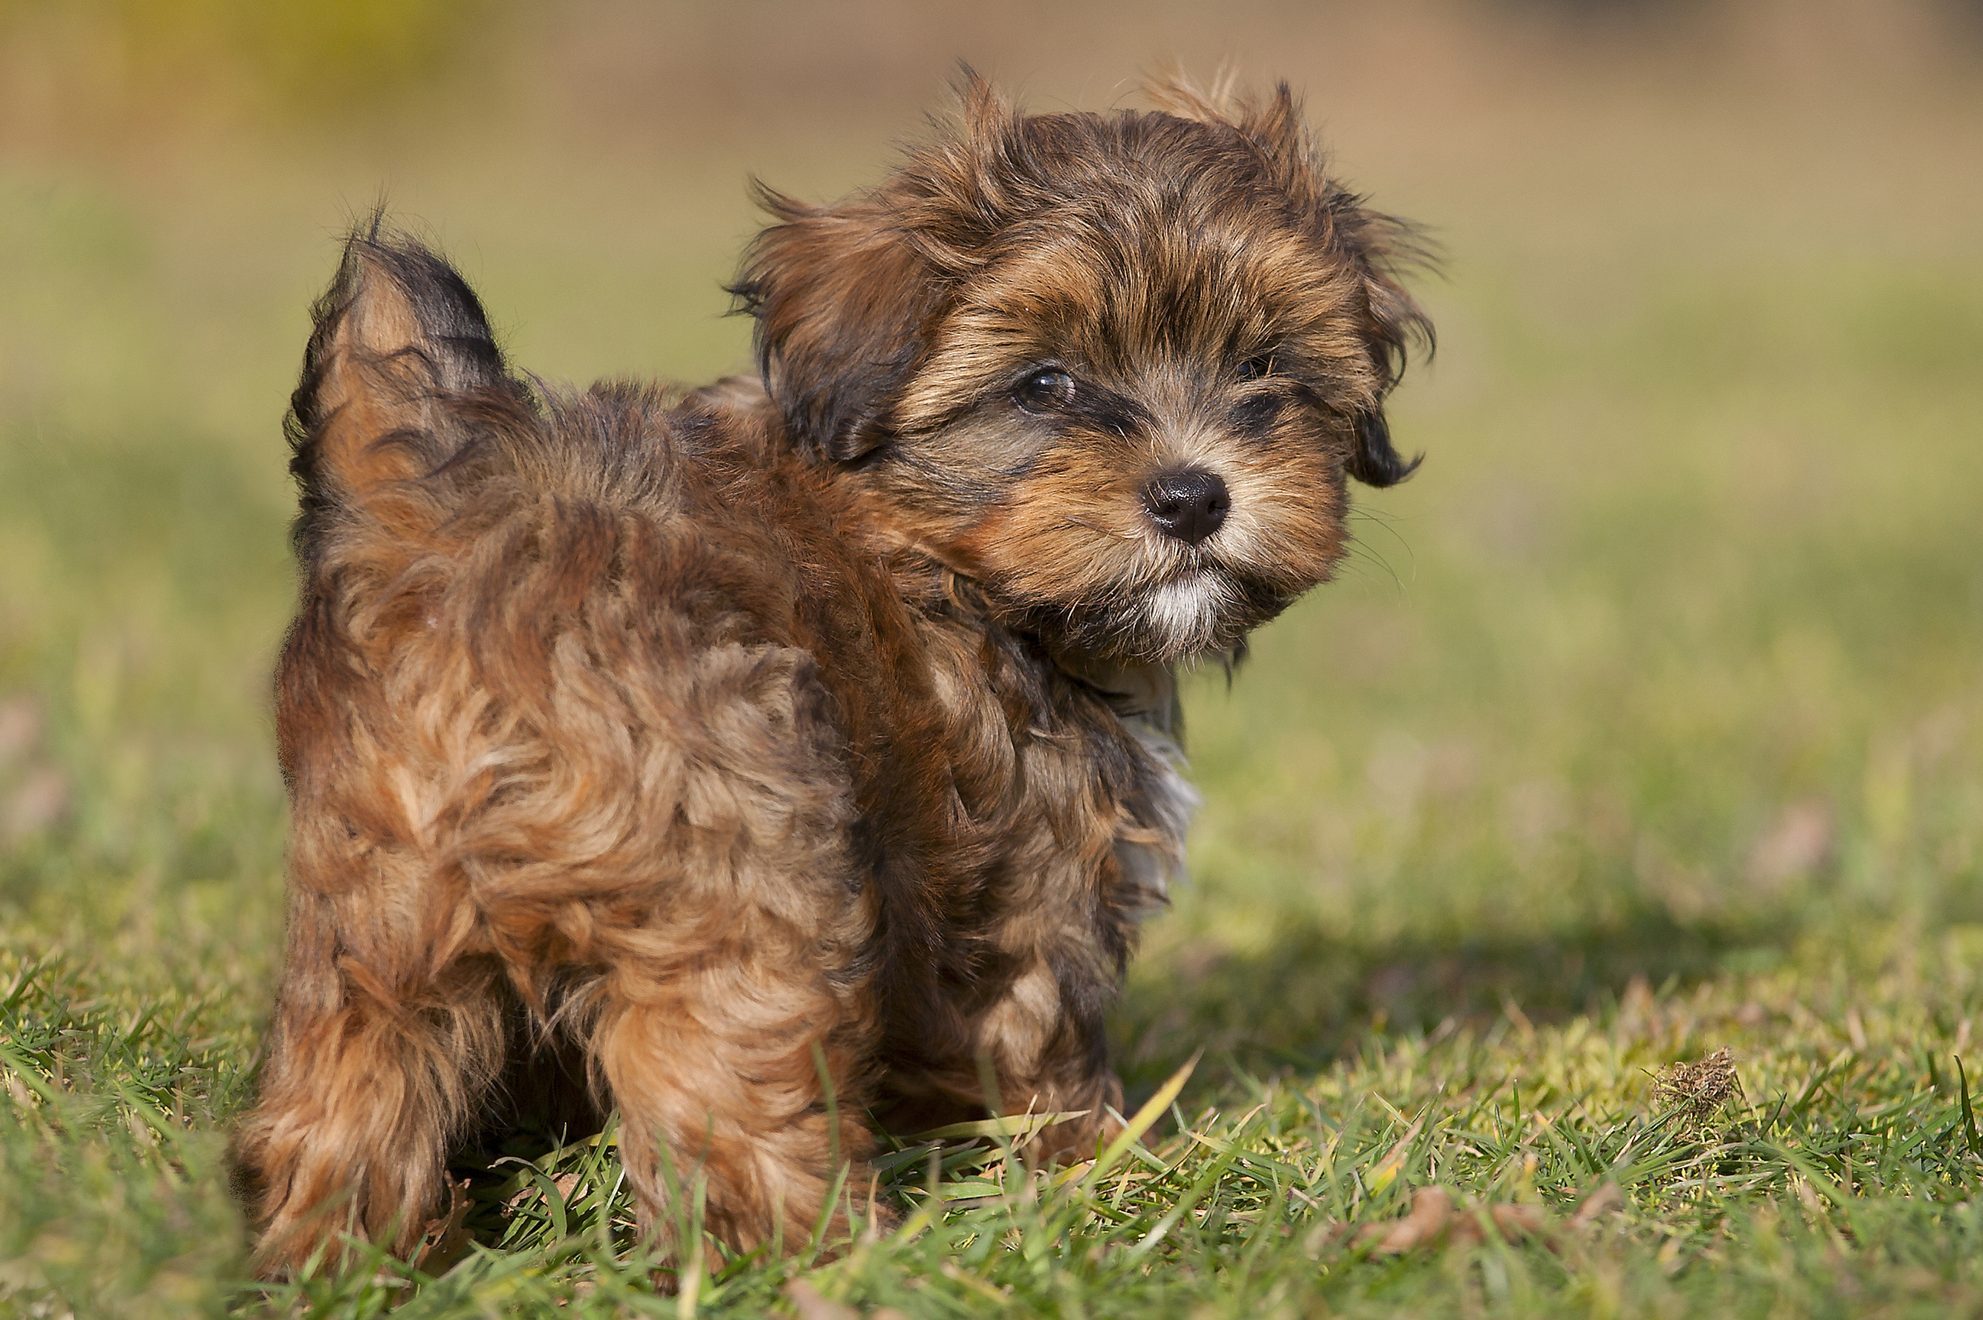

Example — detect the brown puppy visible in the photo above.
[232,74,1430,1276]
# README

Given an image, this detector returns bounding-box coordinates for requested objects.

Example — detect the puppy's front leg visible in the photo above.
[970,902,1129,1163]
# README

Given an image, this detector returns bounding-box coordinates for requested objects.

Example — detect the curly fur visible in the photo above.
[231,73,1430,1277]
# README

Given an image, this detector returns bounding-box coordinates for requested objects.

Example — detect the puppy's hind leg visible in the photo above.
[232,912,511,1278]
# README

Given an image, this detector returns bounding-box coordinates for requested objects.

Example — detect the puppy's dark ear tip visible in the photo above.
[1347,411,1423,488]
[1349,451,1424,488]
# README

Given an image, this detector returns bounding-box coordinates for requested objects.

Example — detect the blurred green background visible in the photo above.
[3,1,1982,1313]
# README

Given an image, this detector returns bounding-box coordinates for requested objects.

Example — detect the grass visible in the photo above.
[4,23,1983,1316]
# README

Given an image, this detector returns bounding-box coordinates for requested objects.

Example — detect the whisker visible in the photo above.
[1348,508,1418,577]
[1059,516,1142,544]
[1344,540,1407,596]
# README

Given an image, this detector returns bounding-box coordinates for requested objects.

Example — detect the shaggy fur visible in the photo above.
[231,74,1430,1277]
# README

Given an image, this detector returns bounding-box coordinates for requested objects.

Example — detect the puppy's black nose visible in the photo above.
[1141,468,1230,545]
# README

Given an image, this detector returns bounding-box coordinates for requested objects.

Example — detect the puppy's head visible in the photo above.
[735,74,1432,665]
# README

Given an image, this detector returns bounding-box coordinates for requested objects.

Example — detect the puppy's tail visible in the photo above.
[286,215,523,565]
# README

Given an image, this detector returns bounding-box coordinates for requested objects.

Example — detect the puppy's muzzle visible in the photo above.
[1141,468,1229,546]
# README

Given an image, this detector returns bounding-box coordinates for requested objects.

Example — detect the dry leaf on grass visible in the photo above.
[503,1169,582,1216]
[785,1280,860,1320]
[0,693,71,844]
[1316,1182,1626,1258]
[1359,1187,1547,1254]
[786,1280,907,1320]
[4,767,71,842]
[0,695,42,766]
[411,1175,476,1276]
[1746,800,1835,886]
[1566,1181,1625,1229]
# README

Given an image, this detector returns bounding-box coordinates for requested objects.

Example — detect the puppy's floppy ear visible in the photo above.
[1152,76,1435,487]
[732,68,1019,463]
[1240,83,1435,487]
[730,189,940,464]
[289,220,520,526]
[1325,190,1434,488]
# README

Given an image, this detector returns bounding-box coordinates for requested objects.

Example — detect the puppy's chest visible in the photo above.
[914,628,1198,914]
[1101,680,1201,915]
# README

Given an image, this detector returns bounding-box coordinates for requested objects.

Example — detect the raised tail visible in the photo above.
[286,217,525,565]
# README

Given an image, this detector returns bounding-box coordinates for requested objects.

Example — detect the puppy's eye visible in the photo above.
[1235,354,1275,383]
[1014,367,1075,413]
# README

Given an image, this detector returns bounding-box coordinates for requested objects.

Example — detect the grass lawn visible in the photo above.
[3,23,1983,1316]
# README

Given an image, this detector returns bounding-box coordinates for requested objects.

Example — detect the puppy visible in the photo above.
[232,74,1430,1276]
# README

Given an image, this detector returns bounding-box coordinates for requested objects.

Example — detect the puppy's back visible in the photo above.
[270,227,871,995]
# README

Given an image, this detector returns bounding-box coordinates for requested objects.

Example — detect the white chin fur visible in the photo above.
[1142,575,1231,656]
